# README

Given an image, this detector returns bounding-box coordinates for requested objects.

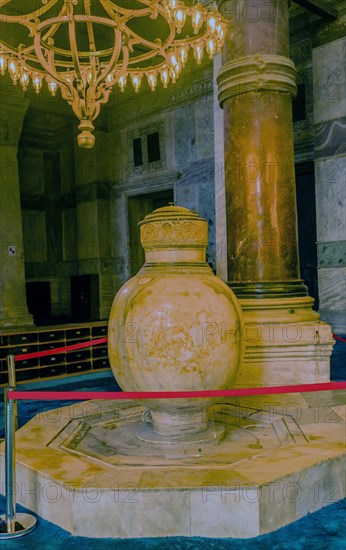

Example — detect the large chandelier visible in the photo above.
[0,0,227,148]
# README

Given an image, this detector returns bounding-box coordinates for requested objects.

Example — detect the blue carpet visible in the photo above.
[331,335,346,381]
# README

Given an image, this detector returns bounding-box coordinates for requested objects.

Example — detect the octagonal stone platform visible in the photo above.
[0,391,345,538]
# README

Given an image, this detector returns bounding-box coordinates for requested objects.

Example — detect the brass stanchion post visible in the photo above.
[0,355,37,538]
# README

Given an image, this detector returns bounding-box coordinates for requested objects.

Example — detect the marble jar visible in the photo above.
[108,205,243,439]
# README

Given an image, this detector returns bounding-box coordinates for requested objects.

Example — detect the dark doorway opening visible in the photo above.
[127,189,174,276]
[71,275,100,321]
[26,281,51,325]
[295,162,319,309]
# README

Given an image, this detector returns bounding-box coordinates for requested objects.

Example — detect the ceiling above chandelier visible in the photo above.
[0,0,227,148]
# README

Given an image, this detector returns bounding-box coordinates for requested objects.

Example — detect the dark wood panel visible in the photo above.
[40,365,67,378]
[91,325,108,337]
[0,322,109,385]
[66,361,91,375]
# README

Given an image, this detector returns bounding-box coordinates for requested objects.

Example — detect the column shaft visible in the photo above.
[216,0,334,387]
[218,0,307,298]
[0,93,33,327]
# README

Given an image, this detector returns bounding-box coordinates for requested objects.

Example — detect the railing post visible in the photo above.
[0,355,37,538]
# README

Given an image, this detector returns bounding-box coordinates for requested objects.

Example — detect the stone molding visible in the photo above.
[112,171,178,198]
[312,10,346,48]
[109,77,213,129]
[217,54,297,105]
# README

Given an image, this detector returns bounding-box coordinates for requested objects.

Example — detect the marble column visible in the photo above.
[0,92,33,327]
[313,36,346,335]
[217,0,334,386]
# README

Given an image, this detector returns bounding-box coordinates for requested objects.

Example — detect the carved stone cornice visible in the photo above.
[108,77,213,130]
[312,8,346,47]
[217,54,297,105]
[112,171,178,198]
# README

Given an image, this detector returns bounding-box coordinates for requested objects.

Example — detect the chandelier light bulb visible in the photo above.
[160,67,170,88]
[46,77,58,96]
[168,0,179,12]
[173,4,187,33]
[131,73,142,93]
[216,22,226,45]
[192,42,205,64]
[86,66,97,86]
[0,0,227,147]
[169,65,177,83]
[32,73,43,94]
[207,12,218,34]
[19,69,30,91]
[178,46,189,66]
[206,37,216,59]
[168,51,179,68]
[117,74,127,92]
[0,53,7,75]
[106,72,115,85]
[191,3,204,34]
[147,72,158,91]
[8,57,20,83]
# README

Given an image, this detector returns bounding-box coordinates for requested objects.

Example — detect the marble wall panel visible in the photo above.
[195,95,215,159]
[317,240,346,268]
[174,104,197,167]
[315,155,346,242]
[175,158,216,270]
[22,210,47,263]
[314,117,346,159]
[76,202,99,260]
[98,200,111,258]
[60,144,75,195]
[313,37,346,124]
[318,267,346,312]
[62,208,77,261]
[19,149,45,195]
[46,205,63,263]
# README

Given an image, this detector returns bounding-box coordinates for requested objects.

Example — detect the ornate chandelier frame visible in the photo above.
[0,0,227,147]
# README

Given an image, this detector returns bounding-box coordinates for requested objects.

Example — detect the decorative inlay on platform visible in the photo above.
[49,402,308,468]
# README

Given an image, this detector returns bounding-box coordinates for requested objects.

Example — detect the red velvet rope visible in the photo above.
[7,382,346,401]
[14,337,107,361]
[333,334,346,343]
[6,333,345,400]
[11,333,345,362]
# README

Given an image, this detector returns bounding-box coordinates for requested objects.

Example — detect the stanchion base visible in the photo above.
[0,513,37,539]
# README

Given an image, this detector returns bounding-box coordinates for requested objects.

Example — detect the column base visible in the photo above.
[0,310,34,330]
[235,296,334,387]
[230,280,309,299]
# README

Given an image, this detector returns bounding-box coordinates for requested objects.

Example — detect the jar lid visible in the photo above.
[139,204,209,248]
